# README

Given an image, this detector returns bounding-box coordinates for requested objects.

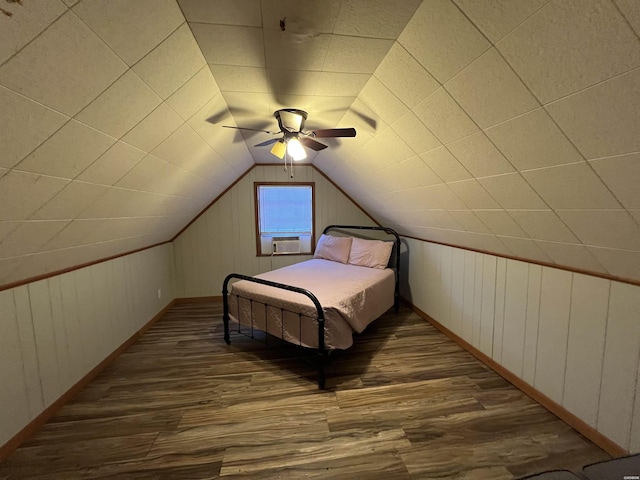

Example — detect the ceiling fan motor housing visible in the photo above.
[274,108,308,133]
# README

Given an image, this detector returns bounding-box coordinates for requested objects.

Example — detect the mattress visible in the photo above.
[227,258,395,349]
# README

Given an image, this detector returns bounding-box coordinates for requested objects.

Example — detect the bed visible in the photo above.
[222,225,401,388]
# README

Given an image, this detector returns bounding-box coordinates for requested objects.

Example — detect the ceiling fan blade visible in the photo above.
[222,125,279,135]
[312,128,357,138]
[254,138,280,147]
[300,137,328,151]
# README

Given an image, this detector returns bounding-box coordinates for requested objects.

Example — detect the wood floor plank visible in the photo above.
[0,302,609,479]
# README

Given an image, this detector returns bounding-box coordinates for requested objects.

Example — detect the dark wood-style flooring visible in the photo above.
[0,302,609,479]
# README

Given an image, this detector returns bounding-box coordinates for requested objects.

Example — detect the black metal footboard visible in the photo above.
[222,273,328,389]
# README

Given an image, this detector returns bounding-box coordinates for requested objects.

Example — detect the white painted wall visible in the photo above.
[173,165,377,298]
[0,243,174,447]
[401,236,640,453]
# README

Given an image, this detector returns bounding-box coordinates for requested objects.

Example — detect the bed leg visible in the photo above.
[222,279,231,345]
[318,352,326,390]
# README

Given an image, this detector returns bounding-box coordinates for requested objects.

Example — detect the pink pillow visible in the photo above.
[313,234,352,264]
[348,237,393,269]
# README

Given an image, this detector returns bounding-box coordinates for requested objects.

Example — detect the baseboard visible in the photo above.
[405,300,628,457]
[0,299,177,461]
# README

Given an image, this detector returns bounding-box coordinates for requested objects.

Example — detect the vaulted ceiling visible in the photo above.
[1,0,639,287]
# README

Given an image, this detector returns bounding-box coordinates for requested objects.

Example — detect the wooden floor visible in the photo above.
[0,302,609,479]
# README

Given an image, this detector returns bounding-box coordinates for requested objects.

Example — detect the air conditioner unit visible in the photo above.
[273,236,300,254]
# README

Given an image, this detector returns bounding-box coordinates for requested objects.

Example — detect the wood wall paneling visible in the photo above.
[0,244,174,449]
[597,282,640,450]
[522,264,542,386]
[563,275,609,427]
[502,260,529,378]
[534,267,573,404]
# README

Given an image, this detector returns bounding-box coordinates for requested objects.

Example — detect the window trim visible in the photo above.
[254,182,316,257]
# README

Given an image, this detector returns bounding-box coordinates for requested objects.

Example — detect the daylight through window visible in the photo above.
[255,183,314,255]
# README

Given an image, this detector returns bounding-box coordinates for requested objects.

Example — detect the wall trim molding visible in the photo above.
[400,234,640,288]
[0,299,177,461]
[0,241,172,293]
[175,295,222,303]
[403,299,628,457]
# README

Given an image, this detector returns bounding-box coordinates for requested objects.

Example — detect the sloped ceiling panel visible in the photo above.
[325,0,640,283]
[1,0,640,288]
[0,0,252,286]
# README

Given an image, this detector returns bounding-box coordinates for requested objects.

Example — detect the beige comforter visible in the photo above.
[228,259,395,349]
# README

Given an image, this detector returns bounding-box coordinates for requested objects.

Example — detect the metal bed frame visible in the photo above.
[222,224,401,389]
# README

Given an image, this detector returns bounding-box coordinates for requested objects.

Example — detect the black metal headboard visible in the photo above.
[322,224,401,312]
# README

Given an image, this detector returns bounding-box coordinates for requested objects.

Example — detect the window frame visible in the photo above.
[254,182,316,257]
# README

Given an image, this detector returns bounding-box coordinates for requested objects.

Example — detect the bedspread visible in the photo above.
[228,259,395,349]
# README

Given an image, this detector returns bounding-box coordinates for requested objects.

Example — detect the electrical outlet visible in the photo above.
[157,289,162,299]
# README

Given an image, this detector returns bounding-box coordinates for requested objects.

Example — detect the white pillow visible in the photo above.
[313,234,352,264]
[348,237,393,269]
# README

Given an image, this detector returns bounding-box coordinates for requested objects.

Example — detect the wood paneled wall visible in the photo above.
[401,236,640,453]
[0,244,174,448]
[173,165,376,298]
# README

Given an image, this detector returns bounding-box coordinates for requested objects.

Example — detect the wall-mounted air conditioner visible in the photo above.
[272,236,300,254]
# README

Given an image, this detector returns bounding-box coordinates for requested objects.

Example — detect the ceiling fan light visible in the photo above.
[270,140,286,159]
[287,137,307,161]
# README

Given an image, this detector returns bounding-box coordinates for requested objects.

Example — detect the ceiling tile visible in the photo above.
[116,154,177,194]
[420,147,472,183]
[210,65,269,93]
[447,179,501,209]
[522,163,621,210]
[75,70,162,139]
[448,210,492,234]
[446,48,539,129]
[478,172,547,209]
[485,107,584,171]
[0,221,21,244]
[165,66,220,122]
[133,23,207,100]
[398,0,490,83]
[588,245,640,280]
[372,128,416,164]
[0,220,71,259]
[261,0,342,35]
[0,86,69,169]
[263,29,330,72]
[556,210,640,251]
[396,157,443,189]
[191,24,264,67]
[391,111,441,155]
[122,104,184,153]
[0,171,69,221]
[323,36,393,74]
[16,120,116,179]
[73,0,185,66]
[497,236,552,263]
[508,210,579,243]
[590,153,640,210]
[76,142,146,186]
[30,181,109,221]
[614,0,640,35]
[497,0,640,104]
[0,257,24,285]
[420,184,468,210]
[535,241,608,274]
[453,0,549,43]
[334,0,422,39]
[475,210,528,237]
[179,0,261,26]
[413,88,479,145]
[0,0,66,65]
[0,11,128,116]
[375,43,440,109]
[545,68,640,159]
[358,77,408,125]
[447,131,514,177]
[311,72,369,97]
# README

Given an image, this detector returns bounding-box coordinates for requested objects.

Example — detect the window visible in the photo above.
[255,182,315,255]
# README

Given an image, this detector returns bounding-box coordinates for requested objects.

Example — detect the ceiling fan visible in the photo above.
[223,108,356,160]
